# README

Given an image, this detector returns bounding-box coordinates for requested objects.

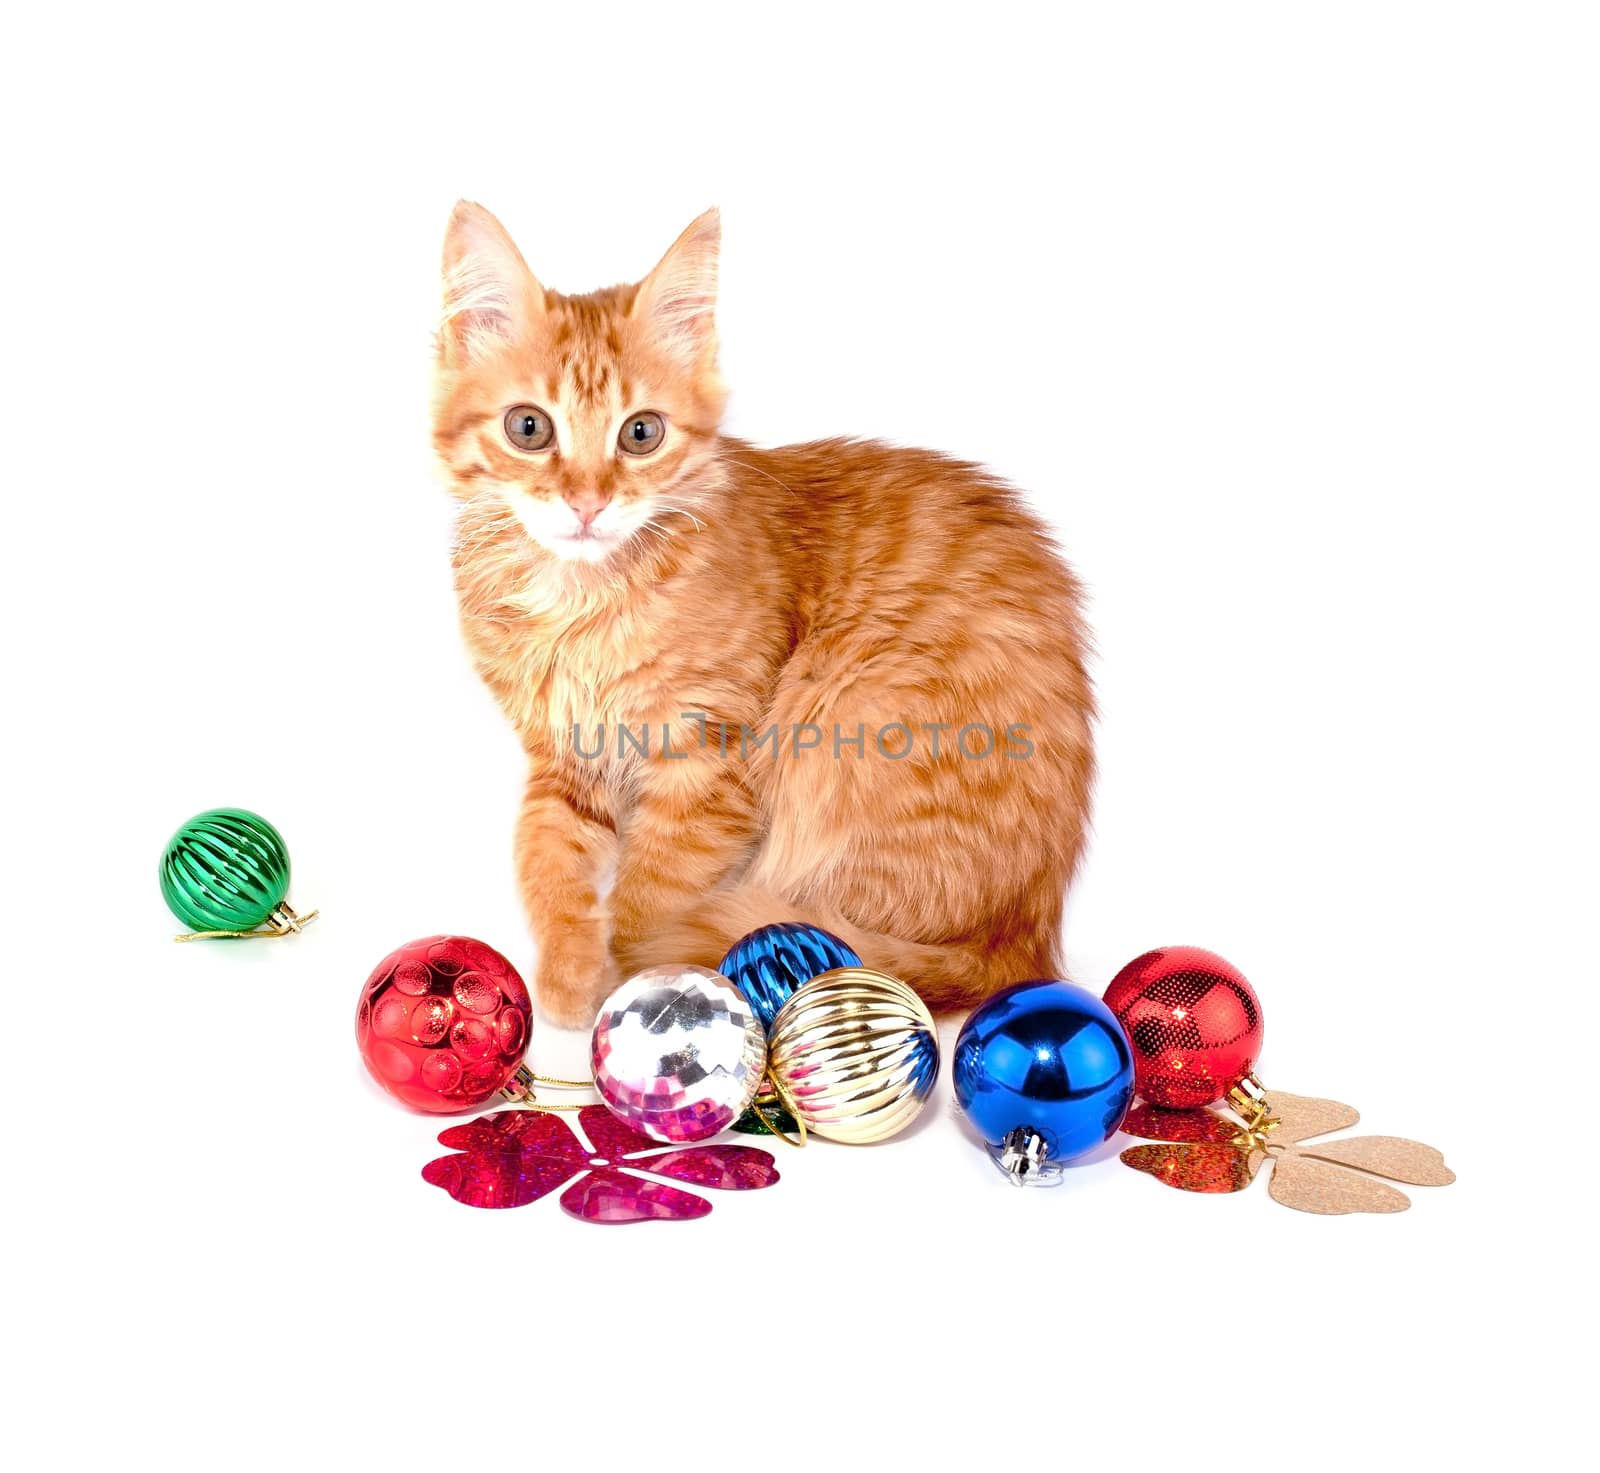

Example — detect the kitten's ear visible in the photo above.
[631,208,720,370]
[439,200,543,365]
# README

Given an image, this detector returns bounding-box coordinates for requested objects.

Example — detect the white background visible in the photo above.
[5,4,1594,1467]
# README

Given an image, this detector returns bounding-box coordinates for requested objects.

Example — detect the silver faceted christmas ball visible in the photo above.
[590,965,767,1142]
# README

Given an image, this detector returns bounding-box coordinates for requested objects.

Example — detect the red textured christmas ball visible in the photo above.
[356,935,531,1113]
[1101,945,1264,1109]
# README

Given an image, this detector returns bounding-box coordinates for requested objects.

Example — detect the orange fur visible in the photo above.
[432,202,1095,1026]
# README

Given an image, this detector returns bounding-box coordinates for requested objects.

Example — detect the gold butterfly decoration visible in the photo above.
[1119,1083,1455,1215]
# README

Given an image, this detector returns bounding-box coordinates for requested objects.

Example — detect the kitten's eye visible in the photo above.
[503,405,555,452]
[618,411,666,457]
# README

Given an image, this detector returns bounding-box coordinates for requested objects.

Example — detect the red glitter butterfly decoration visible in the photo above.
[421,1105,780,1224]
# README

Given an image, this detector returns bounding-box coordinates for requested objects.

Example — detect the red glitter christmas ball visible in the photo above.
[1101,945,1264,1109]
[356,935,532,1113]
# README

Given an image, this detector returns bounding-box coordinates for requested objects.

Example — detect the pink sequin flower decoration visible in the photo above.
[420,1105,780,1224]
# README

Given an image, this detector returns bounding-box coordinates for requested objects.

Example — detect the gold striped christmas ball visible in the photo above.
[766,967,940,1144]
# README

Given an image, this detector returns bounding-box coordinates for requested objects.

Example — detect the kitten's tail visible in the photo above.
[618,884,1057,1014]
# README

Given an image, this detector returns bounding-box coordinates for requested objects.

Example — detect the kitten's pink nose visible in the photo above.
[565,490,611,530]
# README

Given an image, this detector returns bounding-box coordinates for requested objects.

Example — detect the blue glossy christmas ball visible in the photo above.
[953,980,1135,1169]
[717,922,862,1032]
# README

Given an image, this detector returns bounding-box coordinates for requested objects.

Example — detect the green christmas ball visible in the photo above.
[732,1100,801,1137]
[160,808,292,934]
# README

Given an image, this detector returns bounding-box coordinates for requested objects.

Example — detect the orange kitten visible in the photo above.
[431,203,1095,1027]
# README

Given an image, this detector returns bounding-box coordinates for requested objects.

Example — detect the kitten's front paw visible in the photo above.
[534,939,619,1030]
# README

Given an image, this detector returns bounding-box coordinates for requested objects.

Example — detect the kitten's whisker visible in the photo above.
[653,501,705,532]
[452,519,513,550]
[711,455,797,496]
